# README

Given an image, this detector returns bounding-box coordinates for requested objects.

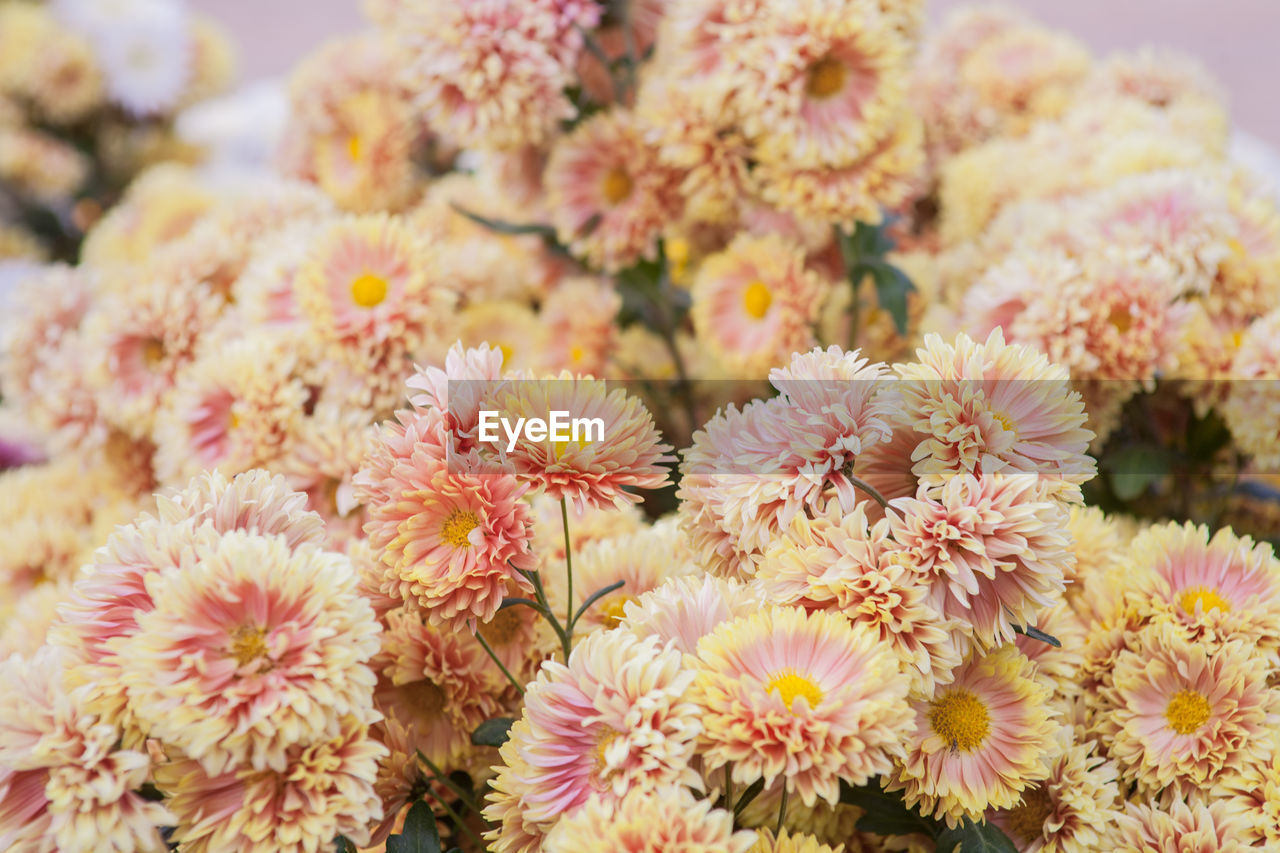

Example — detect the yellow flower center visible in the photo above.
[765,669,824,710]
[1005,785,1053,845]
[593,728,622,777]
[407,680,447,716]
[805,55,847,100]
[228,409,240,430]
[347,134,362,162]
[569,344,586,364]
[142,337,166,366]
[440,509,480,548]
[601,167,633,205]
[230,625,268,667]
[991,410,1016,434]
[478,607,523,647]
[1179,585,1231,615]
[598,595,635,629]
[1165,689,1212,735]
[1230,330,1245,350]
[666,237,692,284]
[929,688,991,753]
[497,343,514,367]
[1108,305,1133,334]
[350,272,389,308]
[742,280,773,319]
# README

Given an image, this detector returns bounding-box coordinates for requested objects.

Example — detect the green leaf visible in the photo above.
[935,817,1018,853]
[386,800,442,853]
[841,781,937,838]
[866,260,916,337]
[333,837,357,853]
[732,778,768,818]
[1185,408,1232,460]
[449,204,557,238]
[1012,623,1061,648]
[1105,444,1173,501]
[471,717,516,748]
[572,579,626,626]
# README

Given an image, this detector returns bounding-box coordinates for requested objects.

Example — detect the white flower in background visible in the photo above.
[52,0,192,116]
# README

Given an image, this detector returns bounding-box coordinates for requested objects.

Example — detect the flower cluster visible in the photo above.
[1,0,1280,851]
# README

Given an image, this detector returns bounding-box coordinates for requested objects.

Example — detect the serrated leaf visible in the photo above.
[935,818,1018,853]
[471,717,516,747]
[841,781,937,838]
[1106,444,1173,501]
[386,800,442,853]
[866,261,915,337]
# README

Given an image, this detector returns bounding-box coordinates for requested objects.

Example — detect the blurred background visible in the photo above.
[191,0,1280,147]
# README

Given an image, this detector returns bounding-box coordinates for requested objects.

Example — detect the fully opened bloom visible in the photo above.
[887,645,1060,827]
[1114,799,1253,853]
[120,531,382,774]
[691,606,912,807]
[484,631,702,852]
[621,574,766,656]
[543,786,756,853]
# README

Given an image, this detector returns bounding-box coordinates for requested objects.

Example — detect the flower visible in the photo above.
[1114,799,1253,853]
[888,474,1072,651]
[544,110,681,272]
[1222,307,1280,470]
[89,2,192,115]
[544,786,756,853]
[153,468,327,549]
[748,829,840,853]
[691,234,831,376]
[484,631,702,851]
[119,531,382,775]
[373,607,501,767]
[1104,623,1275,798]
[691,605,912,807]
[485,375,674,510]
[892,330,1096,498]
[887,645,1060,827]
[155,714,385,853]
[987,734,1123,853]
[621,573,766,656]
[354,407,538,630]
[758,503,961,696]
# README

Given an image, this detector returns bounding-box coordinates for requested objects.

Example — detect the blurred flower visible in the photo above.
[544,786,756,853]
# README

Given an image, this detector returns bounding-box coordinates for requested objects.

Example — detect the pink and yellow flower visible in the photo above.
[544,786,756,853]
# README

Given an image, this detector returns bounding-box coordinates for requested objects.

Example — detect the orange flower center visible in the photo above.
[441,508,481,548]
[598,595,635,629]
[765,668,823,710]
[1005,785,1053,844]
[1108,305,1133,334]
[142,337,166,367]
[805,55,847,99]
[350,272,389,308]
[407,680,447,716]
[1179,586,1231,615]
[478,607,523,647]
[230,625,268,667]
[601,167,633,205]
[929,688,990,753]
[1165,689,1212,735]
[742,280,773,319]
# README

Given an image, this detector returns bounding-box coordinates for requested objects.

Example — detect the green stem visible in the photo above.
[848,474,888,509]
[517,568,571,655]
[416,751,482,817]
[723,764,734,817]
[426,789,486,850]
[474,631,524,695]
[775,785,789,835]
[561,498,575,659]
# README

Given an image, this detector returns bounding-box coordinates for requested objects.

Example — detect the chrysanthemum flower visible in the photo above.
[755,111,925,229]
[119,531,381,775]
[1012,603,1086,708]
[458,302,551,374]
[1214,748,1280,849]
[540,277,622,376]
[690,234,830,377]
[485,375,673,510]
[294,213,452,362]
[92,5,193,116]
[155,714,385,853]
[152,333,307,487]
[544,787,756,853]
[484,631,702,852]
[1104,623,1275,798]
[1117,520,1280,661]
[368,714,455,846]
[759,504,961,696]
[889,474,1071,650]
[373,606,501,767]
[153,468,327,548]
[987,734,1123,853]
[355,407,538,630]
[1222,308,1280,470]
[748,829,840,853]
[892,330,1096,498]
[621,573,766,656]
[474,590,557,691]
[20,26,103,124]
[692,606,912,807]
[544,110,682,272]
[399,0,597,150]
[554,517,699,634]
[1114,799,1253,853]
[887,645,1060,827]
[84,277,224,438]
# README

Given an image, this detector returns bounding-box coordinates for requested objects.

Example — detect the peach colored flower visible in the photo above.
[621,573,766,656]
[544,786,757,853]
[692,606,912,807]
[1114,799,1253,853]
